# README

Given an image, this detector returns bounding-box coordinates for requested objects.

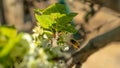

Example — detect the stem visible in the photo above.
[52,32,59,47]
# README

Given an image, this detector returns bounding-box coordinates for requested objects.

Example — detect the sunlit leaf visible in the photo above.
[0,26,17,39]
[35,14,55,29]
[50,13,65,21]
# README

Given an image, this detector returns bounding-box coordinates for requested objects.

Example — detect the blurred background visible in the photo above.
[0,0,57,32]
[0,0,119,32]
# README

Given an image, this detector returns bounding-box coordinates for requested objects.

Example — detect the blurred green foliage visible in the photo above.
[0,26,29,68]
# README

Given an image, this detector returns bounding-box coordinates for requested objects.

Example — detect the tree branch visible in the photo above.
[66,26,120,68]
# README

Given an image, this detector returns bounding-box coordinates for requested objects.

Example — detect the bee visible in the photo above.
[70,39,80,49]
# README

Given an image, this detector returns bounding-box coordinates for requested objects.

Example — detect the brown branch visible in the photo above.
[66,26,120,68]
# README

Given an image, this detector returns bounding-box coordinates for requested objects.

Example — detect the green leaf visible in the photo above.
[57,13,77,24]
[57,23,77,33]
[42,3,66,14]
[0,26,17,47]
[0,26,17,39]
[35,14,55,29]
[0,33,23,58]
[34,9,43,15]
[0,34,8,47]
[35,3,78,32]
[64,24,77,33]
[10,39,29,58]
[50,13,66,21]
[55,13,77,33]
